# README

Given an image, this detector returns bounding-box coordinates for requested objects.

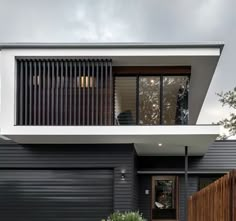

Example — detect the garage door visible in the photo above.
[0,170,113,221]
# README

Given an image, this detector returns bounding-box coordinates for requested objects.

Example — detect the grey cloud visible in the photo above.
[0,0,235,125]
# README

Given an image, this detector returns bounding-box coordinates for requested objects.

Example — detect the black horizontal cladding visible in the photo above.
[0,144,133,168]
[0,169,114,221]
[138,175,151,221]
[16,58,113,126]
[0,143,137,212]
[178,176,198,221]
[190,140,236,170]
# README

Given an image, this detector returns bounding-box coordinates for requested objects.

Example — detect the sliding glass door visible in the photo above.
[163,76,189,125]
[114,74,189,125]
[139,77,161,125]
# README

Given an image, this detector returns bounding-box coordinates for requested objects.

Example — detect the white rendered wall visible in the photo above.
[0,47,220,137]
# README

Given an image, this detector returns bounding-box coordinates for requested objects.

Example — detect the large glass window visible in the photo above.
[152,176,178,220]
[163,76,189,125]
[114,74,189,125]
[139,77,160,125]
[114,77,136,125]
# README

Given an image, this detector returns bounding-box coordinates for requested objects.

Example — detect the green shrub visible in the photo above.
[101,211,146,221]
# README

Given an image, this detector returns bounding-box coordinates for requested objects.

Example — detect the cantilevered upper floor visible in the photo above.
[0,42,224,155]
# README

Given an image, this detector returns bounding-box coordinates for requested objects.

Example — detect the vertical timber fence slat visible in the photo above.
[188,170,236,221]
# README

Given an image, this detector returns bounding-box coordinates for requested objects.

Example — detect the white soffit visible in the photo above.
[4,125,220,156]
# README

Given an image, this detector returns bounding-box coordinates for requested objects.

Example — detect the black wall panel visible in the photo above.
[0,144,137,216]
[138,175,151,221]
[178,176,198,221]
[0,170,113,221]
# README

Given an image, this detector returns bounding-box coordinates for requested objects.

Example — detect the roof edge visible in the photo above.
[0,42,224,52]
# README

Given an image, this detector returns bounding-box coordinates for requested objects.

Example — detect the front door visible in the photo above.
[151,176,179,221]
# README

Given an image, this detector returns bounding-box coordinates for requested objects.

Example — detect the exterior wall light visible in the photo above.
[121,169,126,181]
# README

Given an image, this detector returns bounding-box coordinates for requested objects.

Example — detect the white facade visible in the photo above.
[0,43,223,155]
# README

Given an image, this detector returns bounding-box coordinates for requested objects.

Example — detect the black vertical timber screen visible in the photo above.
[16,59,113,125]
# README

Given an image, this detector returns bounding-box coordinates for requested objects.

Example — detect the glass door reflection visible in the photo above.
[152,176,178,221]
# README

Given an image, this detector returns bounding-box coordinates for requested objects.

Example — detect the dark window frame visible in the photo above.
[114,72,190,125]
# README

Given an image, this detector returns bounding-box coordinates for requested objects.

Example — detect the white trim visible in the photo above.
[1,125,220,135]
[137,170,228,174]
[6,48,220,57]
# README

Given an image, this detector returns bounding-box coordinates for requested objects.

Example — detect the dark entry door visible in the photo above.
[0,170,113,221]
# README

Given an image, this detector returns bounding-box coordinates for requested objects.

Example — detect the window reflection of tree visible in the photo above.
[155,180,174,209]
[163,76,189,125]
[139,77,160,125]
[139,76,189,125]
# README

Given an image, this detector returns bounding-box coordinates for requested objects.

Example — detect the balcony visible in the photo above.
[16,59,189,126]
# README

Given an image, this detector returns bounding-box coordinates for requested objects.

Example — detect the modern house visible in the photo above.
[0,42,234,221]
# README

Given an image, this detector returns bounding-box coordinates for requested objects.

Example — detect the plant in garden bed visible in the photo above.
[101,211,146,221]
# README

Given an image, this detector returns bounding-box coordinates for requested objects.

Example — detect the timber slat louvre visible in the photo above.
[55,61,59,125]
[100,62,103,125]
[78,62,81,125]
[42,61,46,125]
[16,59,112,126]
[82,61,85,125]
[38,61,41,125]
[33,61,36,125]
[24,61,28,125]
[47,61,50,125]
[60,61,63,125]
[19,61,23,125]
[73,61,77,125]
[87,60,90,125]
[188,170,236,221]
[29,61,32,125]
[64,61,68,125]
[69,61,72,125]
[109,62,112,125]
[96,62,99,125]
[51,61,55,125]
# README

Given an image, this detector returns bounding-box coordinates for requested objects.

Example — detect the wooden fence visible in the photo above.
[188,170,236,221]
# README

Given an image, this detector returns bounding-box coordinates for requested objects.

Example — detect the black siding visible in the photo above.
[0,169,113,221]
[191,141,236,170]
[0,144,137,212]
[133,154,139,210]
[179,176,198,221]
[138,175,151,221]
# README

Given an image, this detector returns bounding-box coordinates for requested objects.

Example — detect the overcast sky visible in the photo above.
[0,0,235,125]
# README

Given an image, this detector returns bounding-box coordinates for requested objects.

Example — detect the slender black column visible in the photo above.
[185,146,189,221]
